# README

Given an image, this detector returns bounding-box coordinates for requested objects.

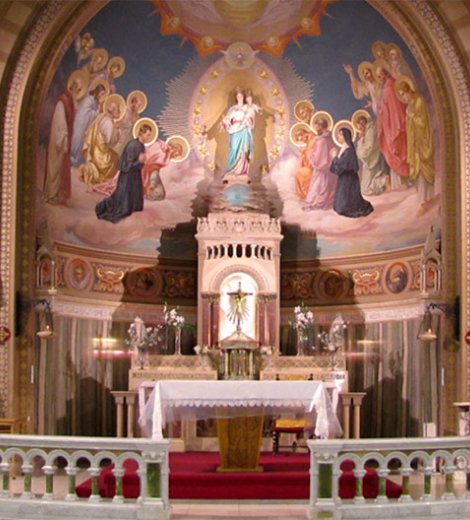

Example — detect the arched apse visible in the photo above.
[0,0,469,426]
[27,0,449,259]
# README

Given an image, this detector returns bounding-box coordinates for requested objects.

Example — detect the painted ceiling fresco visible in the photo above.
[37,0,441,260]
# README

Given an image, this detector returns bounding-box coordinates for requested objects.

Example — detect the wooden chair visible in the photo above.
[271,417,314,454]
[0,418,23,434]
[271,374,314,454]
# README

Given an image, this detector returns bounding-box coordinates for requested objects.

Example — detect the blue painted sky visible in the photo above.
[42,0,422,141]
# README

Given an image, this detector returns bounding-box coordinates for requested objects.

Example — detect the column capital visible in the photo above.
[201,292,220,302]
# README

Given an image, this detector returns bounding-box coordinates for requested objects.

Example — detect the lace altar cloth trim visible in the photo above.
[139,380,342,440]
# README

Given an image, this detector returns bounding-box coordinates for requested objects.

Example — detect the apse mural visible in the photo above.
[36,0,441,259]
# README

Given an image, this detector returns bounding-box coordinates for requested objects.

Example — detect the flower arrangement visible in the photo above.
[126,317,162,349]
[126,317,163,368]
[291,304,315,332]
[163,303,185,328]
[193,344,223,372]
[318,314,347,353]
[260,345,274,356]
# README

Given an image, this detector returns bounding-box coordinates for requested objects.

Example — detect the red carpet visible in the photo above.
[75,452,402,500]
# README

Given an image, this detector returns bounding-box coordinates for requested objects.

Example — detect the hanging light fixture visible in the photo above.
[417,299,460,344]
[417,303,439,343]
[36,299,53,338]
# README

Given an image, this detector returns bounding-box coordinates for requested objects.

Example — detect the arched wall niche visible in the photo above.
[0,0,468,430]
[209,264,269,295]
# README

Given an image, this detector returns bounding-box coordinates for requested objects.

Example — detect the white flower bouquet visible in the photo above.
[291,304,315,332]
[126,317,162,351]
[126,317,163,368]
[163,303,185,328]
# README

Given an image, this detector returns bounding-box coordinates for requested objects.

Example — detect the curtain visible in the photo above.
[348,316,442,437]
[37,315,129,436]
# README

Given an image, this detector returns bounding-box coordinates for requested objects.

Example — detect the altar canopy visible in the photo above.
[139,380,342,440]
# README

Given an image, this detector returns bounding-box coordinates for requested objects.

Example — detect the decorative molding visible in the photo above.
[197,213,282,236]
[0,0,65,418]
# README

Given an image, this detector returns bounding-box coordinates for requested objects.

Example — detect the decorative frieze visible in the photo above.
[197,213,281,236]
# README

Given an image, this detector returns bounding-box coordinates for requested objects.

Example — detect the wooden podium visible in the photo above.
[216,415,264,472]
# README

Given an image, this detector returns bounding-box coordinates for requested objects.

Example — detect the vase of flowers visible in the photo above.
[318,314,347,368]
[291,304,315,356]
[126,317,162,369]
[163,303,185,355]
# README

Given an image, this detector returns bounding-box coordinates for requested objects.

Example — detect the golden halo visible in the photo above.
[374,59,392,79]
[358,61,374,82]
[90,48,109,72]
[372,40,387,60]
[351,109,371,132]
[107,56,126,78]
[332,119,356,147]
[127,90,148,113]
[133,117,158,146]
[166,135,190,162]
[294,99,315,123]
[103,94,126,122]
[88,77,110,97]
[67,69,88,101]
[289,122,313,148]
[310,110,334,134]
[395,74,417,103]
[387,42,403,59]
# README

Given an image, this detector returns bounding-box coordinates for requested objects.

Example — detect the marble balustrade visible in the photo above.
[308,436,470,519]
[0,434,170,520]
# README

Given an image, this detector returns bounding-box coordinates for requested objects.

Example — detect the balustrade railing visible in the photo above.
[308,436,470,519]
[3,433,470,519]
[0,434,170,520]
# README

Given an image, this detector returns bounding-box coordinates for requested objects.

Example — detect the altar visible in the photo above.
[127,201,349,458]
[139,379,342,471]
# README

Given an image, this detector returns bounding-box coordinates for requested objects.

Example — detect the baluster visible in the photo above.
[126,393,136,438]
[112,466,125,503]
[138,466,147,500]
[353,467,366,503]
[466,464,470,499]
[43,465,55,500]
[160,453,170,507]
[317,461,333,500]
[21,464,33,499]
[331,465,341,502]
[65,465,78,501]
[424,465,433,500]
[444,465,457,500]
[377,467,389,503]
[0,462,10,496]
[89,467,102,502]
[146,462,161,498]
[399,467,413,502]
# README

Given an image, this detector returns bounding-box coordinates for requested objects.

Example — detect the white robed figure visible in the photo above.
[221,88,253,180]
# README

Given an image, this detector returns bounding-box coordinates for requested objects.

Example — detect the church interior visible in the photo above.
[1,0,470,518]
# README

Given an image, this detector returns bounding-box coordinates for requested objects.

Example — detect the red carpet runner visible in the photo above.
[76,451,402,500]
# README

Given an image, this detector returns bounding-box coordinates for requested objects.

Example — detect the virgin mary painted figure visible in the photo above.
[221,88,253,181]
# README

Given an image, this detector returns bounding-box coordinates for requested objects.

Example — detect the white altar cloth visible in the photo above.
[139,380,342,441]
